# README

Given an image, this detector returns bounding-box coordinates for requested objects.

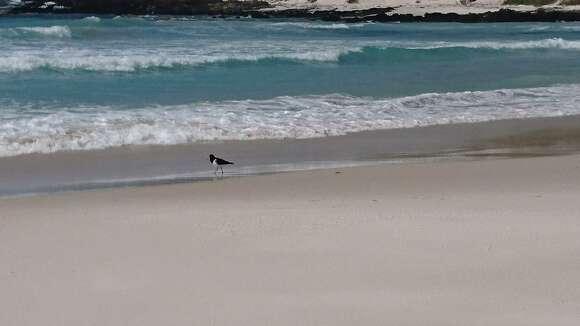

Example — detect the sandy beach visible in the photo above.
[1,153,579,325]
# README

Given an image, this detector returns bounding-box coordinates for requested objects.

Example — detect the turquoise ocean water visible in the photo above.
[1,16,580,157]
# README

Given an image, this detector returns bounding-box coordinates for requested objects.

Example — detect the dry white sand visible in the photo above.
[1,154,580,325]
[263,0,573,14]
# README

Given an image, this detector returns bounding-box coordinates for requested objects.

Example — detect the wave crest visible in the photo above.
[13,25,72,38]
[82,16,101,23]
[268,22,369,30]
[2,37,580,73]
[1,84,580,157]
[426,38,580,50]
[0,47,357,73]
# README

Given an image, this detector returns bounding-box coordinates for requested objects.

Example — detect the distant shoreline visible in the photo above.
[4,1,580,22]
[251,8,580,23]
[5,9,580,23]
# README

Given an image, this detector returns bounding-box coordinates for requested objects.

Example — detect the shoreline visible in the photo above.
[2,114,580,197]
[5,9,580,23]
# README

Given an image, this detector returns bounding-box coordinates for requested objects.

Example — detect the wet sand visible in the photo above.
[2,114,580,196]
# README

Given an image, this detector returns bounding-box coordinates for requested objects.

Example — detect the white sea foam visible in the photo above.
[269,22,367,30]
[0,44,358,72]
[0,51,347,72]
[82,16,101,23]
[524,25,551,32]
[1,84,580,157]
[2,37,580,73]
[15,25,72,38]
[419,38,580,50]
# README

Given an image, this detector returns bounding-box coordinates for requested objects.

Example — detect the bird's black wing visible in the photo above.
[216,157,234,165]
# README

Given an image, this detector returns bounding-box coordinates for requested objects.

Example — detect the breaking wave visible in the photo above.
[421,38,580,50]
[0,47,360,72]
[82,16,101,23]
[1,84,579,157]
[2,37,580,73]
[268,22,369,30]
[2,25,72,39]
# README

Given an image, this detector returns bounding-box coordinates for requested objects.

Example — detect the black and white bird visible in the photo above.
[209,154,234,174]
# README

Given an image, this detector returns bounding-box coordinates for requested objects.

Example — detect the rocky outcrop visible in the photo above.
[7,0,271,15]
[5,0,580,22]
[251,7,580,22]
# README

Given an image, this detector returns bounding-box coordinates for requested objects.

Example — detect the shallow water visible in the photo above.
[2,16,580,157]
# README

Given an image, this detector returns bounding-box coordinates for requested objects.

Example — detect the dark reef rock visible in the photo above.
[7,0,271,15]
[252,8,580,23]
[5,0,580,22]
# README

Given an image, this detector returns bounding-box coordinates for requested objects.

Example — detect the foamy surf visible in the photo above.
[0,43,359,72]
[3,37,580,73]
[12,25,72,38]
[82,16,101,23]
[419,38,580,50]
[1,85,579,157]
[268,22,369,30]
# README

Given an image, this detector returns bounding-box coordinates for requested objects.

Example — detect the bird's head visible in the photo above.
[209,154,215,161]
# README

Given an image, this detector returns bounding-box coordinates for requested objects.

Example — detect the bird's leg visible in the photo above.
[220,166,224,175]
[214,166,219,175]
